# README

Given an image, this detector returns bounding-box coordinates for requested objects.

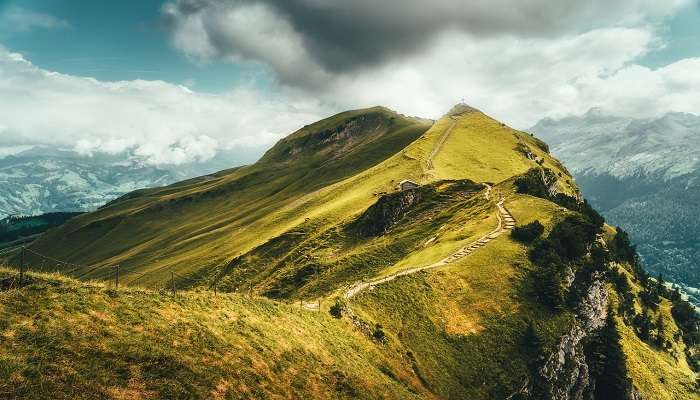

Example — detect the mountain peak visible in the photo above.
[258,106,431,164]
[445,103,481,118]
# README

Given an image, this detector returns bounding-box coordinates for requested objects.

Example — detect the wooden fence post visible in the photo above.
[19,246,25,288]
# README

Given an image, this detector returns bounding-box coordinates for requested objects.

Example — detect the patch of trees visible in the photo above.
[609,227,637,266]
[519,319,549,400]
[514,170,608,310]
[585,310,633,399]
[608,268,634,320]
[514,169,604,228]
[514,169,552,198]
[671,294,700,372]
[527,214,602,310]
[671,298,700,346]
[612,264,699,361]
[611,266,673,348]
[0,212,83,244]
[511,220,544,243]
[608,227,699,370]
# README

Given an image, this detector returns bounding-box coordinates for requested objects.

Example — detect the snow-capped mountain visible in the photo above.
[0,147,259,218]
[532,109,700,179]
[530,110,700,304]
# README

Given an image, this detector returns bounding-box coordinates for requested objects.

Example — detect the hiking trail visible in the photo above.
[344,185,515,299]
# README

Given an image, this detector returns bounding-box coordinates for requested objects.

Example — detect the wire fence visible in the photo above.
[1,245,323,312]
[0,245,218,294]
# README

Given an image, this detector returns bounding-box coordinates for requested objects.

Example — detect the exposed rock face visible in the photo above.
[540,274,608,400]
[351,187,430,237]
[514,168,559,200]
[563,266,576,290]
[264,113,392,163]
[540,168,559,198]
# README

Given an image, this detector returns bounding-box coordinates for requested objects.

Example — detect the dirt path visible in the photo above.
[425,116,458,171]
[344,186,515,299]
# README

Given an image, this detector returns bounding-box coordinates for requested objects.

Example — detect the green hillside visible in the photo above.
[12,104,571,292]
[0,268,428,399]
[15,106,433,286]
[1,104,697,399]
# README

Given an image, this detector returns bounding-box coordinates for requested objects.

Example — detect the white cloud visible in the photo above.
[1,0,698,165]
[0,6,71,32]
[320,27,658,127]
[162,0,690,85]
[573,58,700,119]
[268,26,698,128]
[0,47,328,165]
[161,0,699,128]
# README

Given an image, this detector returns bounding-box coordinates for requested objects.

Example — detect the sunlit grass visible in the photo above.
[0,267,427,399]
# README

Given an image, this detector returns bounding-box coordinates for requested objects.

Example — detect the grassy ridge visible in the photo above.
[18,108,432,286]
[13,106,576,295]
[0,268,428,399]
[347,190,575,399]
[0,104,697,399]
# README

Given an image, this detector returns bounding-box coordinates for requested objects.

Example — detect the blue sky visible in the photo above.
[637,2,700,67]
[0,0,272,92]
[0,0,698,166]
[2,0,698,92]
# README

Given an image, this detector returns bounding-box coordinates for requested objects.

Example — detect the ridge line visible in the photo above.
[425,116,459,171]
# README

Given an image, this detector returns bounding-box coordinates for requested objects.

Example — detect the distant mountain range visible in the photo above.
[530,109,700,303]
[0,146,262,218]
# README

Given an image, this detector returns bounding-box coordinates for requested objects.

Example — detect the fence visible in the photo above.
[0,245,207,294]
[0,245,324,311]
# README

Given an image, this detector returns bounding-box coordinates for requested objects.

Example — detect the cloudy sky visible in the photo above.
[0,0,699,165]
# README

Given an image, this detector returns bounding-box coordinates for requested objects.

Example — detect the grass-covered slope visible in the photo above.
[347,192,576,399]
[3,189,695,399]
[16,107,433,286]
[11,104,573,294]
[2,104,697,399]
[0,268,429,399]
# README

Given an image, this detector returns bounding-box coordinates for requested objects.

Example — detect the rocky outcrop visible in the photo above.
[351,187,431,237]
[514,168,558,199]
[539,273,608,400]
[539,168,559,198]
[264,113,392,163]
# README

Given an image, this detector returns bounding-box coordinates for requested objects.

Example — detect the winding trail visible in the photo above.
[425,116,458,171]
[344,186,515,299]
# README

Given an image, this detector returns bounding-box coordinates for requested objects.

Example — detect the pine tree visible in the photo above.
[633,312,653,341]
[534,263,566,309]
[592,310,632,399]
[523,319,545,355]
[655,314,666,347]
[656,273,667,297]
[523,319,550,400]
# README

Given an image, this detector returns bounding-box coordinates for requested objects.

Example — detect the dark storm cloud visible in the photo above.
[162,0,685,84]
[261,0,575,72]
